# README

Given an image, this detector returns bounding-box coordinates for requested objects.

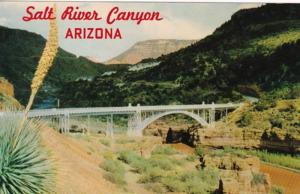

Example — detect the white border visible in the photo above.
[2,0,300,2]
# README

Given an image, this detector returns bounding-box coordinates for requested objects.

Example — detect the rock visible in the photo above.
[0,77,14,97]
[219,177,239,194]
[233,158,250,171]
[0,77,22,109]
[245,156,260,171]
[219,156,234,170]
[207,153,271,194]
[237,170,252,189]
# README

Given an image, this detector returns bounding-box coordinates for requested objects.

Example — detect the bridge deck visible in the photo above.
[0,103,242,118]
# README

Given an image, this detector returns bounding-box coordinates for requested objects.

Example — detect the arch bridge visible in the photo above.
[2,103,242,136]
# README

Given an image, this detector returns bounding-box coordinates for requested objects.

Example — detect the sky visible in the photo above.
[0,2,261,62]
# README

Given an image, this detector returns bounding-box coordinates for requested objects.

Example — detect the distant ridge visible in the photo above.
[105,39,197,65]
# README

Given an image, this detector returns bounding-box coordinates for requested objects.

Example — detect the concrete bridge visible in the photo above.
[29,102,242,136]
[2,103,242,136]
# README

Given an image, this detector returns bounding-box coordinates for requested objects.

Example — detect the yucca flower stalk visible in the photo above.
[24,5,59,117]
[13,4,58,148]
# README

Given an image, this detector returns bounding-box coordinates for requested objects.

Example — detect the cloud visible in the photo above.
[0,17,7,25]
[238,3,262,10]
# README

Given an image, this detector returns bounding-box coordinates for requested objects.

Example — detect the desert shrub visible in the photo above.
[151,145,178,155]
[118,150,148,173]
[118,150,143,164]
[254,99,276,111]
[238,112,253,127]
[0,116,53,194]
[211,149,226,157]
[100,159,126,185]
[251,172,266,186]
[138,167,164,183]
[225,148,300,170]
[99,138,111,147]
[186,154,198,162]
[195,145,204,157]
[161,176,186,192]
[144,183,166,193]
[183,169,219,190]
[115,138,135,144]
[161,169,219,194]
[103,172,126,186]
[269,112,285,129]
[223,146,247,158]
[148,155,176,171]
[103,151,115,160]
[271,185,285,194]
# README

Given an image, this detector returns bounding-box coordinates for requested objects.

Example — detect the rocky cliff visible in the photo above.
[105,39,196,65]
[0,77,14,97]
[0,77,22,109]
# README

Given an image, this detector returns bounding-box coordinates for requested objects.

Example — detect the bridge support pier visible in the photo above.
[106,115,114,138]
[127,115,134,136]
[209,104,215,127]
[134,104,142,136]
[59,112,70,133]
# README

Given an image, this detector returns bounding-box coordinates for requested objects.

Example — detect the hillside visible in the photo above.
[105,39,196,65]
[60,4,300,107]
[0,26,108,106]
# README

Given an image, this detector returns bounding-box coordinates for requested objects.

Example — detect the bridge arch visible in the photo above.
[136,110,209,133]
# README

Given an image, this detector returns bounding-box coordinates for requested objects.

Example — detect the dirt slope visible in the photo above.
[260,163,300,194]
[41,128,119,194]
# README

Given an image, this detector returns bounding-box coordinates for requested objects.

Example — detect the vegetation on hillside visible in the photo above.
[117,145,219,194]
[60,4,300,107]
[212,146,300,171]
[0,26,108,106]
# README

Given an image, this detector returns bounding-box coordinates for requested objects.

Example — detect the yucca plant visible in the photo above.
[0,4,58,194]
[0,115,53,194]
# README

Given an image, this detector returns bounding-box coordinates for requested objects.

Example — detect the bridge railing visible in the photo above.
[0,103,243,118]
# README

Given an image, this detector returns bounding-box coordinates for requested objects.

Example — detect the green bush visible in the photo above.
[0,116,53,194]
[99,138,111,147]
[254,99,276,111]
[138,167,164,183]
[161,176,186,192]
[238,112,253,127]
[118,150,148,173]
[217,148,300,170]
[249,150,300,170]
[100,159,126,185]
[186,154,198,162]
[152,155,178,169]
[118,150,143,165]
[251,172,267,186]
[115,138,135,144]
[271,185,285,194]
[161,169,219,194]
[195,145,205,157]
[151,145,178,155]
[144,183,166,193]
[103,173,126,186]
